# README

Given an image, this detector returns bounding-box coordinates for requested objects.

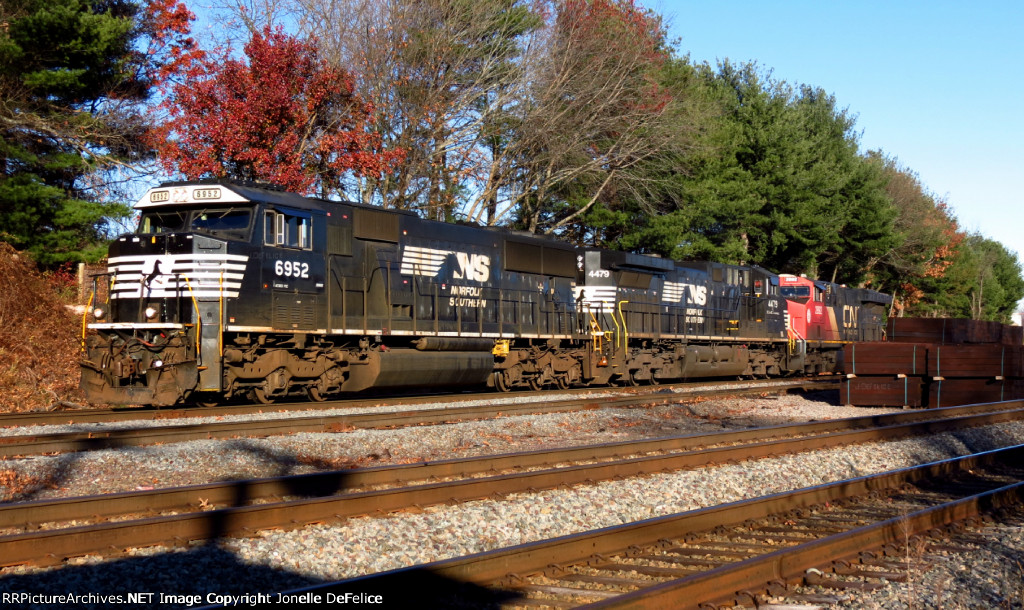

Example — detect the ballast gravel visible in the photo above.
[791,506,1024,609]
[0,390,881,500]
[0,391,1022,609]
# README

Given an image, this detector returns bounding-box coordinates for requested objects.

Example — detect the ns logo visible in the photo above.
[453,252,491,282]
[684,283,709,306]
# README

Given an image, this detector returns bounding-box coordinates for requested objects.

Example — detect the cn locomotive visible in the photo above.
[79,180,891,406]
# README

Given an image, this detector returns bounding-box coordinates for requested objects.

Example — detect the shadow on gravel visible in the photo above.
[1,439,515,609]
[0,442,508,609]
[280,567,522,609]
[793,389,841,405]
[0,546,517,610]
[1,453,82,503]
[905,424,1024,467]
[2,435,148,503]
[0,545,324,609]
[3,436,357,504]
[220,439,314,477]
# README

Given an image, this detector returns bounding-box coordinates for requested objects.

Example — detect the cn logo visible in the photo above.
[453,252,491,282]
[843,305,860,329]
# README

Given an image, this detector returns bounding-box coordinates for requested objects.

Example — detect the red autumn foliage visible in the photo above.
[152,26,403,195]
[557,0,670,113]
[559,0,667,64]
[896,203,964,311]
[140,0,206,90]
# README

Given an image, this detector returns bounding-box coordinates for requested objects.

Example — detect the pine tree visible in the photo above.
[0,0,149,265]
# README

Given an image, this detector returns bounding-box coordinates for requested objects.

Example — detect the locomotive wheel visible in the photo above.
[528,376,543,391]
[307,386,326,402]
[185,391,220,408]
[554,375,570,390]
[494,371,511,392]
[249,386,275,404]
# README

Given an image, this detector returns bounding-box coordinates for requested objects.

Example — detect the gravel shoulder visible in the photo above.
[0,390,1022,609]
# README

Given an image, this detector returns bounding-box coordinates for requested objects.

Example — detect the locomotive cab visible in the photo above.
[80,182,275,405]
[779,274,839,343]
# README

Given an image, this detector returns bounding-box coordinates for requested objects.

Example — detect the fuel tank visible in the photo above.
[345,348,494,391]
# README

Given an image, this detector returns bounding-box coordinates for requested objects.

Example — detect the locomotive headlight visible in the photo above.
[144,306,159,320]
[152,359,164,369]
[92,306,106,320]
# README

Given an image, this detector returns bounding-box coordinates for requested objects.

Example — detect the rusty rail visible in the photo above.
[1,399,1022,530]
[0,380,841,457]
[291,445,1024,609]
[2,401,1023,567]
[0,378,836,429]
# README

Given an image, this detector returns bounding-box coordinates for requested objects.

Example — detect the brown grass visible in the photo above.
[0,243,87,412]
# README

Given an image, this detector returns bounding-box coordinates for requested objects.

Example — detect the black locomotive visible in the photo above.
[79,180,891,405]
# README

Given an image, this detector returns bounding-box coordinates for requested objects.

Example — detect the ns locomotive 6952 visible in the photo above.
[80,180,891,406]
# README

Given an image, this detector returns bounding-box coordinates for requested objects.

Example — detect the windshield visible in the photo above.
[780,286,811,298]
[139,207,253,240]
[139,209,188,233]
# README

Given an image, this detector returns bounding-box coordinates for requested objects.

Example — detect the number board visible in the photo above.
[193,188,222,200]
[135,185,250,208]
[263,251,325,293]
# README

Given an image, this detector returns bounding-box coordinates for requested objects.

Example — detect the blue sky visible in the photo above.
[657,0,1023,269]
[188,0,1022,277]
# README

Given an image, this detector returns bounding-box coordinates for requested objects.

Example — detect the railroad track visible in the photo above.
[0,377,836,429]
[288,444,1024,609]
[0,378,837,458]
[2,399,1022,568]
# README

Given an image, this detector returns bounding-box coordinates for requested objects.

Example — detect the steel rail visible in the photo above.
[593,483,1024,609]
[0,381,839,458]
[1,399,1021,531]
[1,402,1023,567]
[0,378,836,429]
[287,445,1024,609]
[587,473,1024,608]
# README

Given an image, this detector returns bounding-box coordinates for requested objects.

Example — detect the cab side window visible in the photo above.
[264,209,312,249]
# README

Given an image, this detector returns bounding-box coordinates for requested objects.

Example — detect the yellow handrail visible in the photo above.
[181,275,203,360]
[80,290,95,353]
[219,271,224,358]
[617,300,629,349]
[588,309,603,353]
[609,304,621,350]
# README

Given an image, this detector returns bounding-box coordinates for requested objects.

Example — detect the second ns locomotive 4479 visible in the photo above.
[80,181,891,406]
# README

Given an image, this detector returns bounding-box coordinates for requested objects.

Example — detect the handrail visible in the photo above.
[617,300,630,350]
[80,289,95,353]
[180,275,203,364]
